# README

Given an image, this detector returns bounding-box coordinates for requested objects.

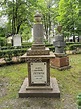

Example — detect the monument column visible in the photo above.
[32,11,45,50]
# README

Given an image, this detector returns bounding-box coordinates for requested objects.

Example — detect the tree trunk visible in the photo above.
[73,35,75,42]
[12,0,16,35]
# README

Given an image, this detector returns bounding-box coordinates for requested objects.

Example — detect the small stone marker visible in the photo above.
[19,11,60,98]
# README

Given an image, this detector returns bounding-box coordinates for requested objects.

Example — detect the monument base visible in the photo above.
[50,56,70,70]
[19,78,60,98]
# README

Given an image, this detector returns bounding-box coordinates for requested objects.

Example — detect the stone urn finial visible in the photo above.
[57,25,62,33]
[34,11,42,22]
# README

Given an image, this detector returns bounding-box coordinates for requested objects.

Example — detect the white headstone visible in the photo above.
[13,34,22,46]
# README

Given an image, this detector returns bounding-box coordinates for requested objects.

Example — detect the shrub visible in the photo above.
[69,44,81,50]
[0,37,7,46]
[77,94,81,106]
[0,48,27,62]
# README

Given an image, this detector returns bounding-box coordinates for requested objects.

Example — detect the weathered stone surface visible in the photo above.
[33,24,44,44]
[31,44,45,50]
[28,59,50,86]
[19,12,60,98]
[50,56,69,67]
[53,35,66,54]
[19,78,60,98]
[27,48,50,56]
[54,35,64,41]
[13,34,22,46]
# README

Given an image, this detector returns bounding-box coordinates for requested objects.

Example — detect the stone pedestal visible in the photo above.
[19,54,60,97]
[19,78,60,98]
[50,55,70,70]
[52,25,70,70]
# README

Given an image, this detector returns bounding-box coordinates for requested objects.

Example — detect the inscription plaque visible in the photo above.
[31,62,47,84]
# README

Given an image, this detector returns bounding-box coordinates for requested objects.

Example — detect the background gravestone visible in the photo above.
[13,34,22,46]
[50,26,70,70]
[54,35,66,54]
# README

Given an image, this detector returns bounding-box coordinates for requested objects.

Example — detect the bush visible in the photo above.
[22,42,32,46]
[0,48,27,62]
[0,37,7,46]
[69,44,81,50]
[77,94,81,106]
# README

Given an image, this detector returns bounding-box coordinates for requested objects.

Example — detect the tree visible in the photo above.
[0,0,60,42]
[77,0,81,38]
[37,0,59,41]
[0,27,6,46]
[57,0,79,42]
[0,0,37,36]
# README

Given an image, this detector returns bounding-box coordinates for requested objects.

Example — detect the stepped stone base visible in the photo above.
[27,47,50,56]
[19,78,60,98]
[51,65,71,70]
[50,56,70,70]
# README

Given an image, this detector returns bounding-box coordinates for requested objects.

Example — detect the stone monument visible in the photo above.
[19,11,60,98]
[50,26,70,70]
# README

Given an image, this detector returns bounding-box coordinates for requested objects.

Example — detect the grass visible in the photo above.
[0,64,28,102]
[51,55,81,99]
[0,54,81,108]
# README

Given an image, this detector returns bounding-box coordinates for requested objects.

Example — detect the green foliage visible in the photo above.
[0,37,6,46]
[66,43,81,50]
[77,94,81,106]
[0,63,27,101]
[0,27,6,46]
[57,0,79,39]
[37,0,59,41]
[0,27,5,37]
[20,24,32,41]
[0,48,27,62]
[77,0,81,36]
[0,0,37,36]
[0,0,80,43]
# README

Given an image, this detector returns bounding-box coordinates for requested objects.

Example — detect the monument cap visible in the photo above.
[57,25,62,33]
[34,11,42,22]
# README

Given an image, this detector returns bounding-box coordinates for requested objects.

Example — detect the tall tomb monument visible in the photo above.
[19,11,60,97]
[51,25,70,70]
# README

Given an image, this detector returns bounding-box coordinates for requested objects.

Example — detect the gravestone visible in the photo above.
[19,11,60,98]
[50,26,70,70]
[13,34,22,46]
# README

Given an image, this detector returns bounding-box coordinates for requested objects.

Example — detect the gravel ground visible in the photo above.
[0,97,77,109]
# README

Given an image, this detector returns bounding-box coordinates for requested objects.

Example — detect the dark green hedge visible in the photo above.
[0,48,27,61]
[65,43,81,50]
[1,45,31,50]
[0,37,7,46]
[69,44,81,50]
